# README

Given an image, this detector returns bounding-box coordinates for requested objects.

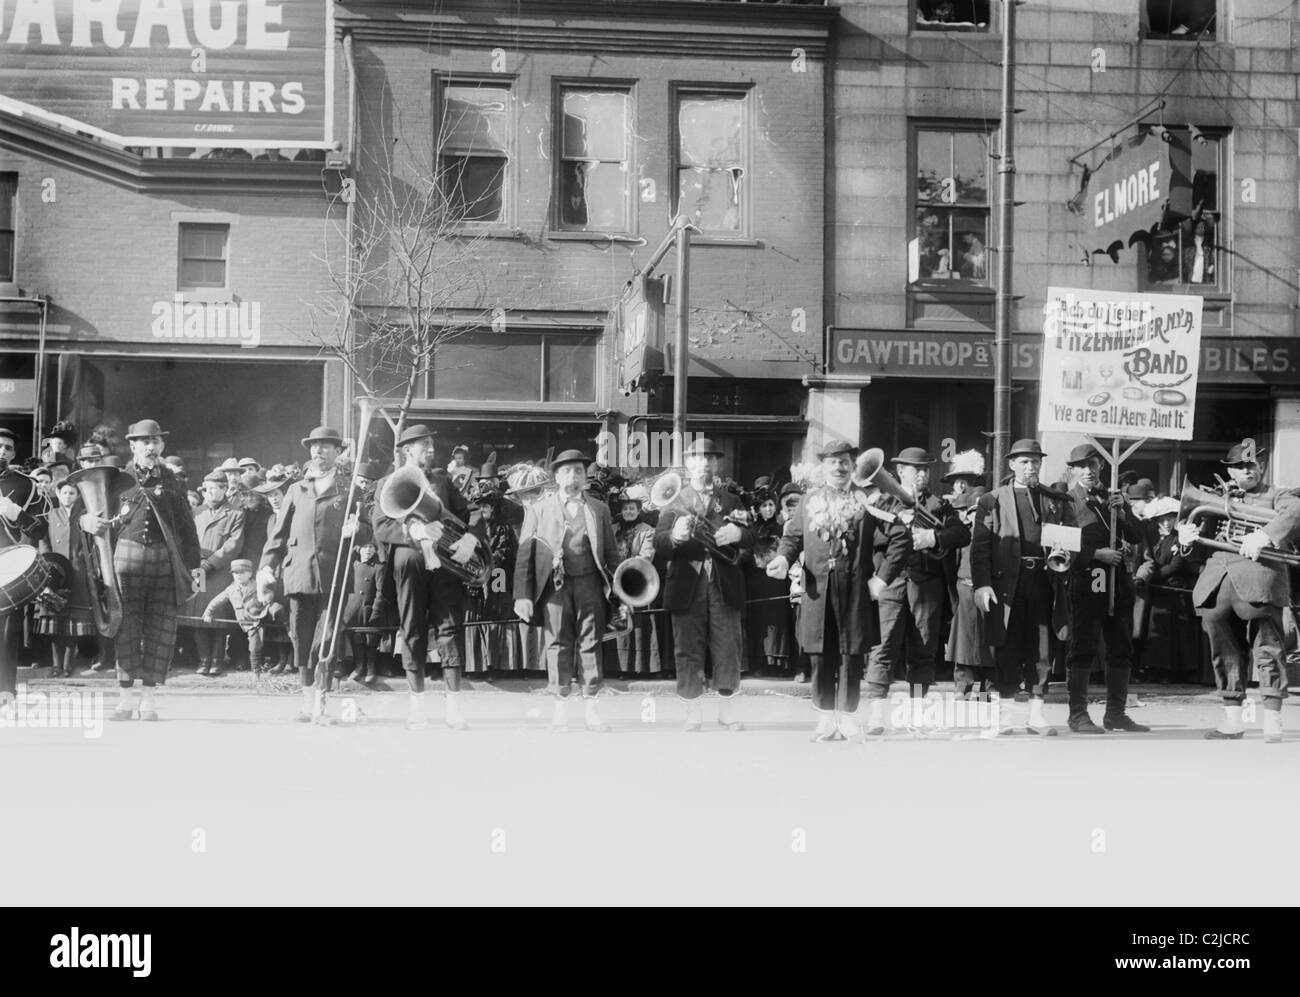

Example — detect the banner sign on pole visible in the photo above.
[1039,286,1202,442]
[0,0,334,149]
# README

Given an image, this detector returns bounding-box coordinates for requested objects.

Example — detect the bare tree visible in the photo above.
[309,128,498,446]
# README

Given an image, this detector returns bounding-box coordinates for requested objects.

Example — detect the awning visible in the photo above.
[1071,129,1193,261]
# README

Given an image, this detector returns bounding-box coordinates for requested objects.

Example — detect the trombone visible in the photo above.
[312,399,379,685]
[648,470,745,566]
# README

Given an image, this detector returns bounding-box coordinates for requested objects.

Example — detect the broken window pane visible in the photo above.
[443,155,506,223]
[678,167,742,233]
[441,85,510,152]
[677,92,746,235]
[558,89,629,231]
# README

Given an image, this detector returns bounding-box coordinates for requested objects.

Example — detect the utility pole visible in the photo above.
[672,218,692,466]
[992,0,1018,475]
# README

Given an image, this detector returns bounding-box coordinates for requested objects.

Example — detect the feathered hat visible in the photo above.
[942,449,986,483]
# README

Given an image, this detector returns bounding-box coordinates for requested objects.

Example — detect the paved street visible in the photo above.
[3,676,1298,906]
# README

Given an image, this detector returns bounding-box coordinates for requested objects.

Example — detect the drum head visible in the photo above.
[0,544,39,579]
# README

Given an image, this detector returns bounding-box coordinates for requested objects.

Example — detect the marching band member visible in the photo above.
[0,428,49,715]
[514,451,618,731]
[767,438,879,741]
[80,420,201,722]
[1060,444,1149,734]
[971,439,1070,735]
[867,447,969,721]
[259,426,362,724]
[610,487,660,675]
[371,425,482,731]
[1178,442,1300,741]
[653,438,754,732]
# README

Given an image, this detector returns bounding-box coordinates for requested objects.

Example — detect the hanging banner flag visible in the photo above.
[0,0,333,148]
[1039,286,1203,441]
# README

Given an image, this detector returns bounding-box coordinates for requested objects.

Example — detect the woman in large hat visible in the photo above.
[464,454,525,674]
[744,484,794,677]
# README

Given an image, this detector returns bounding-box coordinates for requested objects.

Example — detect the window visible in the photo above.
[557,87,631,233]
[674,89,748,237]
[430,331,598,403]
[177,223,229,291]
[0,173,15,282]
[1144,1,1216,40]
[1143,126,1223,292]
[916,1,991,31]
[438,80,512,225]
[910,126,992,286]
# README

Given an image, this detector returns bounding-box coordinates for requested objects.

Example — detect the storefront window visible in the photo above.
[430,331,597,403]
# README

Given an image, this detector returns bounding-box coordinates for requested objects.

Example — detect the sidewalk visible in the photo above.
[20,661,1292,705]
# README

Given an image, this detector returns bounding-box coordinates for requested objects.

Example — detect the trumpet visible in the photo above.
[851,448,948,559]
[1177,479,1300,567]
[650,470,745,566]
[1046,543,1075,572]
[378,464,492,587]
[66,464,126,638]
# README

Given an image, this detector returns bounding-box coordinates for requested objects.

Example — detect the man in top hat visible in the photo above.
[79,419,201,721]
[652,438,754,731]
[866,446,969,730]
[1178,441,1300,741]
[513,450,618,731]
[971,439,1072,735]
[187,469,247,676]
[768,439,881,740]
[0,427,50,714]
[1059,442,1149,734]
[259,426,367,723]
[371,424,483,730]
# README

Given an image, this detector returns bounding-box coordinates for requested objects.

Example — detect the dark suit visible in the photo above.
[776,484,879,711]
[1186,485,1300,707]
[515,491,617,695]
[1063,485,1145,722]
[0,468,48,696]
[971,482,1071,700]
[652,483,754,699]
[370,467,481,675]
[868,491,969,693]
[261,469,360,678]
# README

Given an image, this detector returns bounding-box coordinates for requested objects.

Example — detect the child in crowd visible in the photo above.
[202,559,283,680]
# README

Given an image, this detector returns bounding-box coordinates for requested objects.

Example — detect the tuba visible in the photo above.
[851,448,948,559]
[1177,479,1300,567]
[66,465,126,638]
[378,465,492,587]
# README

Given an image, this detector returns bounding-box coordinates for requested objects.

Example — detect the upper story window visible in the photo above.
[429,330,598,403]
[178,223,229,292]
[910,125,993,287]
[674,88,749,238]
[1143,126,1224,292]
[438,79,513,226]
[1144,1,1216,40]
[557,87,632,233]
[0,173,15,283]
[916,1,991,31]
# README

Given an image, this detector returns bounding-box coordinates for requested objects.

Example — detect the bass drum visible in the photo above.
[0,544,52,614]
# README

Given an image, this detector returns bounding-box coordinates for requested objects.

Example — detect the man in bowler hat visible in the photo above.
[513,450,618,731]
[652,438,754,731]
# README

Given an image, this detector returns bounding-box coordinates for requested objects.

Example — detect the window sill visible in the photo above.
[689,237,763,248]
[176,289,234,303]
[909,281,994,295]
[547,231,644,244]
[448,227,525,241]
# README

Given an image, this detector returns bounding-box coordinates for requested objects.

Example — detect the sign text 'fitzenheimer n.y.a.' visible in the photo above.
[0,0,333,148]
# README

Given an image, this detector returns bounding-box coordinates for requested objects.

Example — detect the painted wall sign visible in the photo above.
[0,0,333,148]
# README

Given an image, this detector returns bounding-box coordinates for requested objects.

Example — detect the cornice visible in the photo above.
[0,114,330,198]
[335,0,835,59]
